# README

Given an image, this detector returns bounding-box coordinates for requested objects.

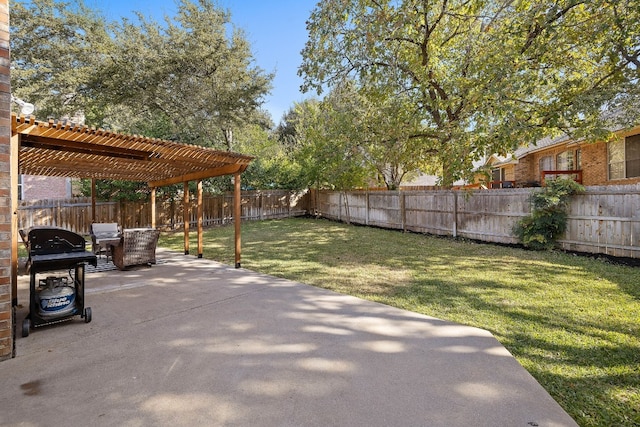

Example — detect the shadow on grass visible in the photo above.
[396,276,640,427]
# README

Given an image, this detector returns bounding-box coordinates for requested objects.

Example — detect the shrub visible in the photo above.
[514,179,585,250]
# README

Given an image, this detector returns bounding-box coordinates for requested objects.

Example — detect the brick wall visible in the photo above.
[503,164,515,182]
[22,175,72,200]
[0,0,12,361]
[514,155,535,185]
[581,141,608,185]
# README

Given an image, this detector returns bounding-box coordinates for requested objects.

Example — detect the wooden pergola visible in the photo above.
[10,113,254,301]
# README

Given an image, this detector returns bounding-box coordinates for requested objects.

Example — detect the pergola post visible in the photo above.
[197,180,203,258]
[183,181,190,255]
[91,178,96,223]
[234,172,241,268]
[150,187,156,229]
[10,133,19,308]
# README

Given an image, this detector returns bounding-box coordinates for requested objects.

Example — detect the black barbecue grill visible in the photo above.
[22,227,97,337]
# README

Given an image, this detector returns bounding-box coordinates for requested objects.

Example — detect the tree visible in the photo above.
[227,113,306,191]
[92,0,273,151]
[10,0,112,121]
[348,83,439,189]
[294,95,371,190]
[11,0,274,151]
[274,105,304,154]
[300,0,640,185]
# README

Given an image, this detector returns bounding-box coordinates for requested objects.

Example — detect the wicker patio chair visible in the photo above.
[112,228,161,270]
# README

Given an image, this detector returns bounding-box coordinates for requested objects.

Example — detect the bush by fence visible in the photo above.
[310,185,640,259]
[18,190,309,235]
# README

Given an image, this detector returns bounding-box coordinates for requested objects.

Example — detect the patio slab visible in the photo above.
[1,249,578,426]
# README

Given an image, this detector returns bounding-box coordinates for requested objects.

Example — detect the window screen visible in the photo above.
[556,151,574,171]
[625,134,640,178]
[539,155,553,171]
[608,139,625,180]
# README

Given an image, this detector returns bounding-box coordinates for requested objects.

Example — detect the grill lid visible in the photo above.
[27,227,87,255]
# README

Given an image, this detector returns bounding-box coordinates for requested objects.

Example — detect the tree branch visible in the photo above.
[520,1,586,55]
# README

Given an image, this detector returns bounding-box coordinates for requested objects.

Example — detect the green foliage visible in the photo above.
[79,179,150,202]
[514,179,585,250]
[294,95,372,190]
[299,0,640,185]
[232,120,308,191]
[79,179,200,202]
[91,0,273,150]
[10,0,112,119]
[11,0,273,146]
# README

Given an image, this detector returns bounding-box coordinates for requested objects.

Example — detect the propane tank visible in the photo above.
[37,276,76,318]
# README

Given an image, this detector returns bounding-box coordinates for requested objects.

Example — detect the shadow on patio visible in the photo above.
[3,248,577,426]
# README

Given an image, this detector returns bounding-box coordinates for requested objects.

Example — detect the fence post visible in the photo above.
[452,190,458,238]
[259,192,264,220]
[366,191,370,226]
[56,199,62,227]
[400,191,406,232]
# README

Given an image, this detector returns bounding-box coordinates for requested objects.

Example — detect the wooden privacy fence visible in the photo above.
[18,190,309,235]
[310,185,640,259]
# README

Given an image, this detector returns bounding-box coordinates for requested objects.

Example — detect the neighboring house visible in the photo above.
[476,154,517,188]
[19,175,74,201]
[479,124,640,188]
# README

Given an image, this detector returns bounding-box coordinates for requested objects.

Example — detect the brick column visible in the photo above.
[0,0,12,361]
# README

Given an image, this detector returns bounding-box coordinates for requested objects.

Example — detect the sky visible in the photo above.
[95,0,319,123]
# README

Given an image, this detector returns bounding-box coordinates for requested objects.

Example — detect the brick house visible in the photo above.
[479,125,640,188]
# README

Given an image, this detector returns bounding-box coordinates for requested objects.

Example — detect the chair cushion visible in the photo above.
[91,223,119,235]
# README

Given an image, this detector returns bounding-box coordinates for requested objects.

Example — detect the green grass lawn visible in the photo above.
[160,217,640,427]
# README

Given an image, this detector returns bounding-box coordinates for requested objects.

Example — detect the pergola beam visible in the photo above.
[20,134,153,160]
[13,114,254,186]
[148,164,248,188]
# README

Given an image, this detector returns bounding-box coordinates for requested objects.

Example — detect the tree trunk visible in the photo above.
[223,128,233,151]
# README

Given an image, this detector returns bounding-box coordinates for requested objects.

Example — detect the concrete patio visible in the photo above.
[1,248,578,426]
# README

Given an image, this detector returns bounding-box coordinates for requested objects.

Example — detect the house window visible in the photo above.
[491,168,504,182]
[556,150,574,171]
[490,167,510,188]
[539,155,553,172]
[609,134,640,180]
